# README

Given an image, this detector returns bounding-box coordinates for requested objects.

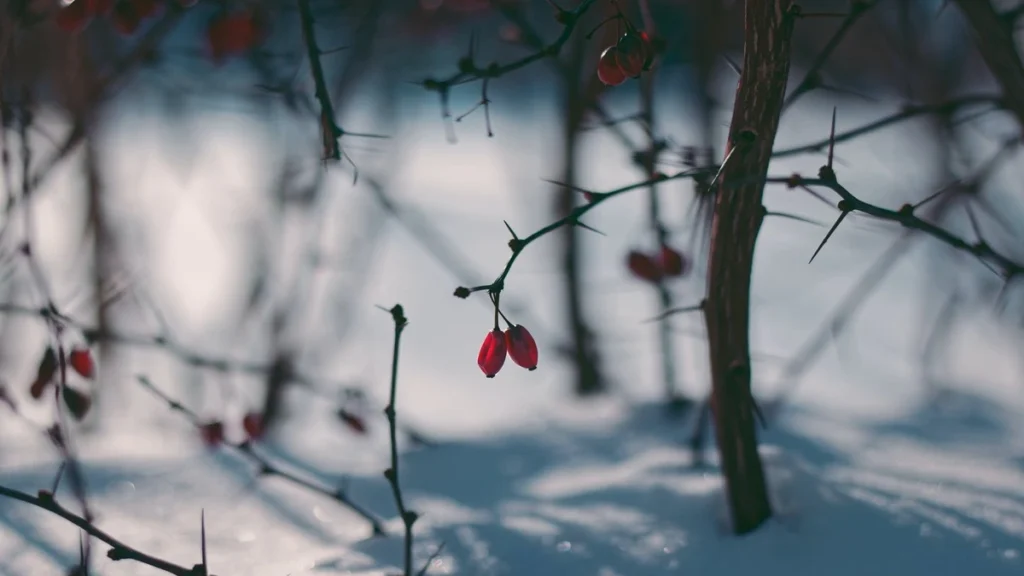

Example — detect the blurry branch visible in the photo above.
[380,304,416,576]
[953,0,1024,127]
[493,2,640,152]
[774,95,1006,158]
[0,484,201,576]
[782,0,881,112]
[19,5,186,205]
[420,0,599,134]
[135,375,387,536]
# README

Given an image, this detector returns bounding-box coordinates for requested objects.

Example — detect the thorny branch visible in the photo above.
[0,485,203,575]
[135,375,387,536]
[380,304,416,576]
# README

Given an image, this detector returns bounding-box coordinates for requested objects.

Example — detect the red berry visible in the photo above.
[337,409,368,435]
[200,421,224,447]
[597,46,627,87]
[62,386,92,420]
[659,245,688,277]
[242,412,264,440]
[615,32,648,78]
[68,348,94,379]
[627,250,663,282]
[477,328,507,378]
[504,325,538,371]
[206,11,263,63]
[55,0,93,33]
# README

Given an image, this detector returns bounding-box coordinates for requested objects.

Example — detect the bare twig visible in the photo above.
[380,304,415,575]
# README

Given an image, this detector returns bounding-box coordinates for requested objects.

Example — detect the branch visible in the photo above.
[953,0,1024,127]
[380,304,415,576]
[134,375,386,536]
[0,485,199,576]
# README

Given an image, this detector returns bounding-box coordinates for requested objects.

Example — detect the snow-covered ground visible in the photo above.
[2,76,1024,575]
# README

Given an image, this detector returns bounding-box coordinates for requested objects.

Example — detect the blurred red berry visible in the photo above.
[627,250,663,282]
[242,411,265,440]
[477,328,507,378]
[200,421,224,447]
[337,409,368,435]
[206,11,262,63]
[30,347,58,400]
[597,46,626,87]
[55,0,93,33]
[504,325,538,371]
[68,348,94,379]
[614,32,648,78]
[62,386,92,420]
[659,245,688,277]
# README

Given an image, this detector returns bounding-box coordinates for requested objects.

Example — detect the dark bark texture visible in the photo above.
[705,0,796,535]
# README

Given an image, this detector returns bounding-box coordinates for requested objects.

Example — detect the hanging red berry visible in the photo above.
[68,348,94,379]
[337,408,368,435]
[614,32,648,78]
[627,250,663,282]
[62,386,92,420]
[597,46,627,87]
[199,421,225,447]
[659,245,688,277]
[55,0,93,33]
[504,325,538,371]
[242,411,265,440]
[477,328,507,378]
[29,347,59,400]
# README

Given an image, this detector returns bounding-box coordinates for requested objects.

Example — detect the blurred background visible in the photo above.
[2,0,1024,574]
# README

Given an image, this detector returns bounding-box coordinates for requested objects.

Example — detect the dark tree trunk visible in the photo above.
[705,0,796,535]
[559,30,604,397]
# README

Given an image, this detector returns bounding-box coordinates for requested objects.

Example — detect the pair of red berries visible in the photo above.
[28,346,96,420]
[200,411,265,447]
[55,0,174,35]
[478,324,538,378]
[597,30,655,87]
[628,245,688,282]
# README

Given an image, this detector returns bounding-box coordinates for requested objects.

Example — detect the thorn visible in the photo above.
[723,54,742,76]
[574,220,606,236]
[809,210,849,264]
[644,301,704,322]
[503,220,518,240]
[764,211,825,227]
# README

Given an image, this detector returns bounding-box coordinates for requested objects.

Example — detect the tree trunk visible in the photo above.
[705,0,796,535]
[559,28,604,396]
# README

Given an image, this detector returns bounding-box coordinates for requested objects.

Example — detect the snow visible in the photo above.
[3,77,1024,575]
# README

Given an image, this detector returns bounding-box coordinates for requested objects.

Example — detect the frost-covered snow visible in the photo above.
[2,79,1024,575]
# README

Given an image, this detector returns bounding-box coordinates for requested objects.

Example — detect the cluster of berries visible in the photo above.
[198,411,264,447]
[478,324,538,378]
[627,244,688,282]
[55,0,264,63]
[597,29,656,87]
[29,346,95,420]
